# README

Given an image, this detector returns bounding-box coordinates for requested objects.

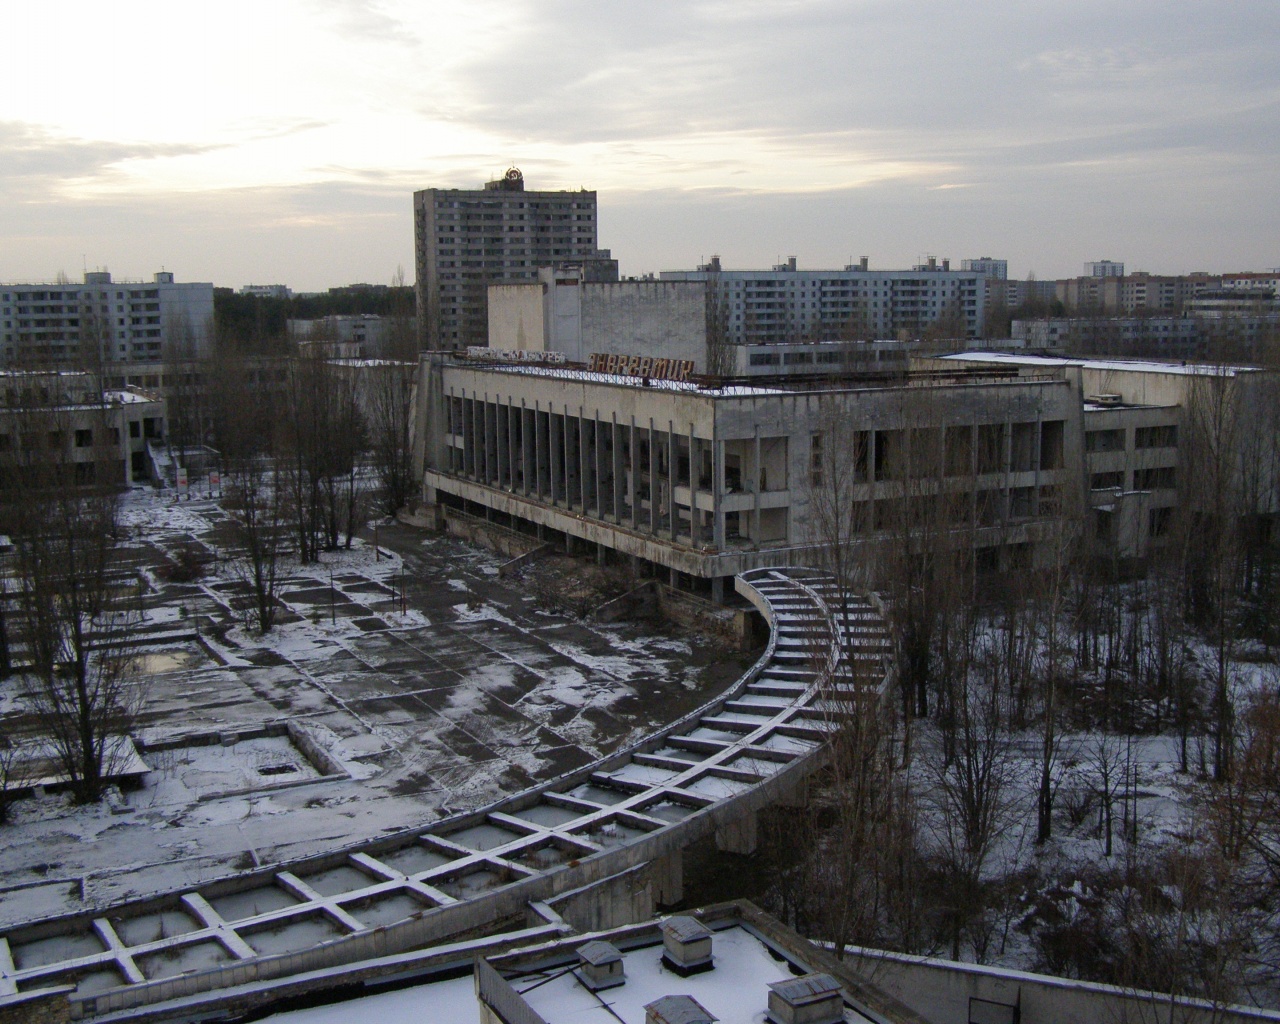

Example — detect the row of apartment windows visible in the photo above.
[1085,425,1178,452]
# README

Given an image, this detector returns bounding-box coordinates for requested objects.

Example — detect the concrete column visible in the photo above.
[710,575,726,605]
[534,404,545,499]
[629,416,639,530]
[462,396,473,478]
[612,413,623,523]
[563,407,574,508]
[713,439,726,550]
[715,809,757,854]
[549,412,561,505]
[648,419,658,535]
[495,401,508,488]
[596,542,607,566]
[753,428,761,544]
[594,411,605,518]
[522,404,533,497]
[506,401,517,488]
[667,422,677,539]
[652,851,683,906]
[578,407,590,513]
[481,396,491,484]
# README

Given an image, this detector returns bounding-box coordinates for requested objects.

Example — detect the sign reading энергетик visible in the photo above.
[588,353,695,381]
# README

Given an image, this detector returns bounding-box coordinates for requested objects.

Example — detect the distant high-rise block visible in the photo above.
[413,168,606,350]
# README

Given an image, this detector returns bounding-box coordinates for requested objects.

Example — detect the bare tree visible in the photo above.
[210,351,288,633]
[2,381,142,804]
[366,359,416,517]
[923,668,1018,959]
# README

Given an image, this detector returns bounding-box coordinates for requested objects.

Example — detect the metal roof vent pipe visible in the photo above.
[575,940,625,991]
[661,915,714,976]
[646,994,718,1024]
[766,972,845,1024]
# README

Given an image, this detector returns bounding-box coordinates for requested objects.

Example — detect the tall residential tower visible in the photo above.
[413,168,611,350]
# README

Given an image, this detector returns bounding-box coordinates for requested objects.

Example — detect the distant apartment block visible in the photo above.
[962,257,1008,280]
[413,168,610,351]
[287,315,392,358]
[0,271,214,368]
[1085,260,1125,278]
[238,284,292,299]
[1012,314,1280,359]
[660,256,986,342]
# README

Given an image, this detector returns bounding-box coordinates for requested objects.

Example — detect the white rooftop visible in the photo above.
[259,927,876,1024]
[476,363,791,396]
[940,351,1257,377]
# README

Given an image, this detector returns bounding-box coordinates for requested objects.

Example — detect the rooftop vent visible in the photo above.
[575,939,625,991]
[645,994,718,1024]
[767,972,845,1024]
[661,915,713,976]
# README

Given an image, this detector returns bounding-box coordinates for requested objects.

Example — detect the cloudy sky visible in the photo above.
[3,0,1277,290]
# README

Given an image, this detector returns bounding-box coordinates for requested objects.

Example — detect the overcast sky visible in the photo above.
[3,0,1278,291]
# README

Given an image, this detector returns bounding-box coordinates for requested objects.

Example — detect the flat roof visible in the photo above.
[939,351,1257,376]
[458,363,791,396]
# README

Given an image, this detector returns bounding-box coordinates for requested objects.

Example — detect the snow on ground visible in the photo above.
[0,488,749,928]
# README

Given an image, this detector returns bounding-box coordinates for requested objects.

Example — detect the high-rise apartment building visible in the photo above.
[0,271,213,368]
[1085,260,1125,278]
[413,168,608,350]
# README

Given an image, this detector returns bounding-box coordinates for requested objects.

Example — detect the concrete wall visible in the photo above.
[843,947,1280,1024]
[577,281,706,369]
[488,284,547,352]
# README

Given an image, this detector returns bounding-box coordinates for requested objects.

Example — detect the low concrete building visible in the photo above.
[414,352,1084,599]
[0,370,165,486]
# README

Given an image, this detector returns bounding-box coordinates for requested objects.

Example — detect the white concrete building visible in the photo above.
[0,271,214,368]
[962,257,1008,280]
[414,353,1082,599]
[238,284,292,299]
[660,256,986,342]
[1085,260,1125,278]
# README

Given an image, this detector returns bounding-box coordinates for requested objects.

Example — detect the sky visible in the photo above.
[2,0,1278,291]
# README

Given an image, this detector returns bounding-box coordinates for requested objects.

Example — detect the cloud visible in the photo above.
[0,122,217,195]
[308,0,419,45]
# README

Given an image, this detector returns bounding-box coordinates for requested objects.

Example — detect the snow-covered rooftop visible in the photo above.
[464,363,791,396]
[257,928,874,1024]
[940,351,1258,376]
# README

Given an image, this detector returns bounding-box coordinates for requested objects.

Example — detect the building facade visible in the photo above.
[660,256,986,343]
[287,315,393,358]
[0,271,214,368]
[488,265,707,367]
[413,168,608,351]
[962,257,1008,280]
[0,370,165,487]
[414,354,1080,599]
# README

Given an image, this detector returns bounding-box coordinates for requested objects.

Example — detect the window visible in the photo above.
[1085,428,1124,453]
[74,428,92,448]
[129,421,140,438]
[1135,424,1177,449]
[1149,507,1173,538]
[1040,420,1065,469]
[1135,466,1176,490]
[810,432,823,487]
[1091,470,1124,489]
